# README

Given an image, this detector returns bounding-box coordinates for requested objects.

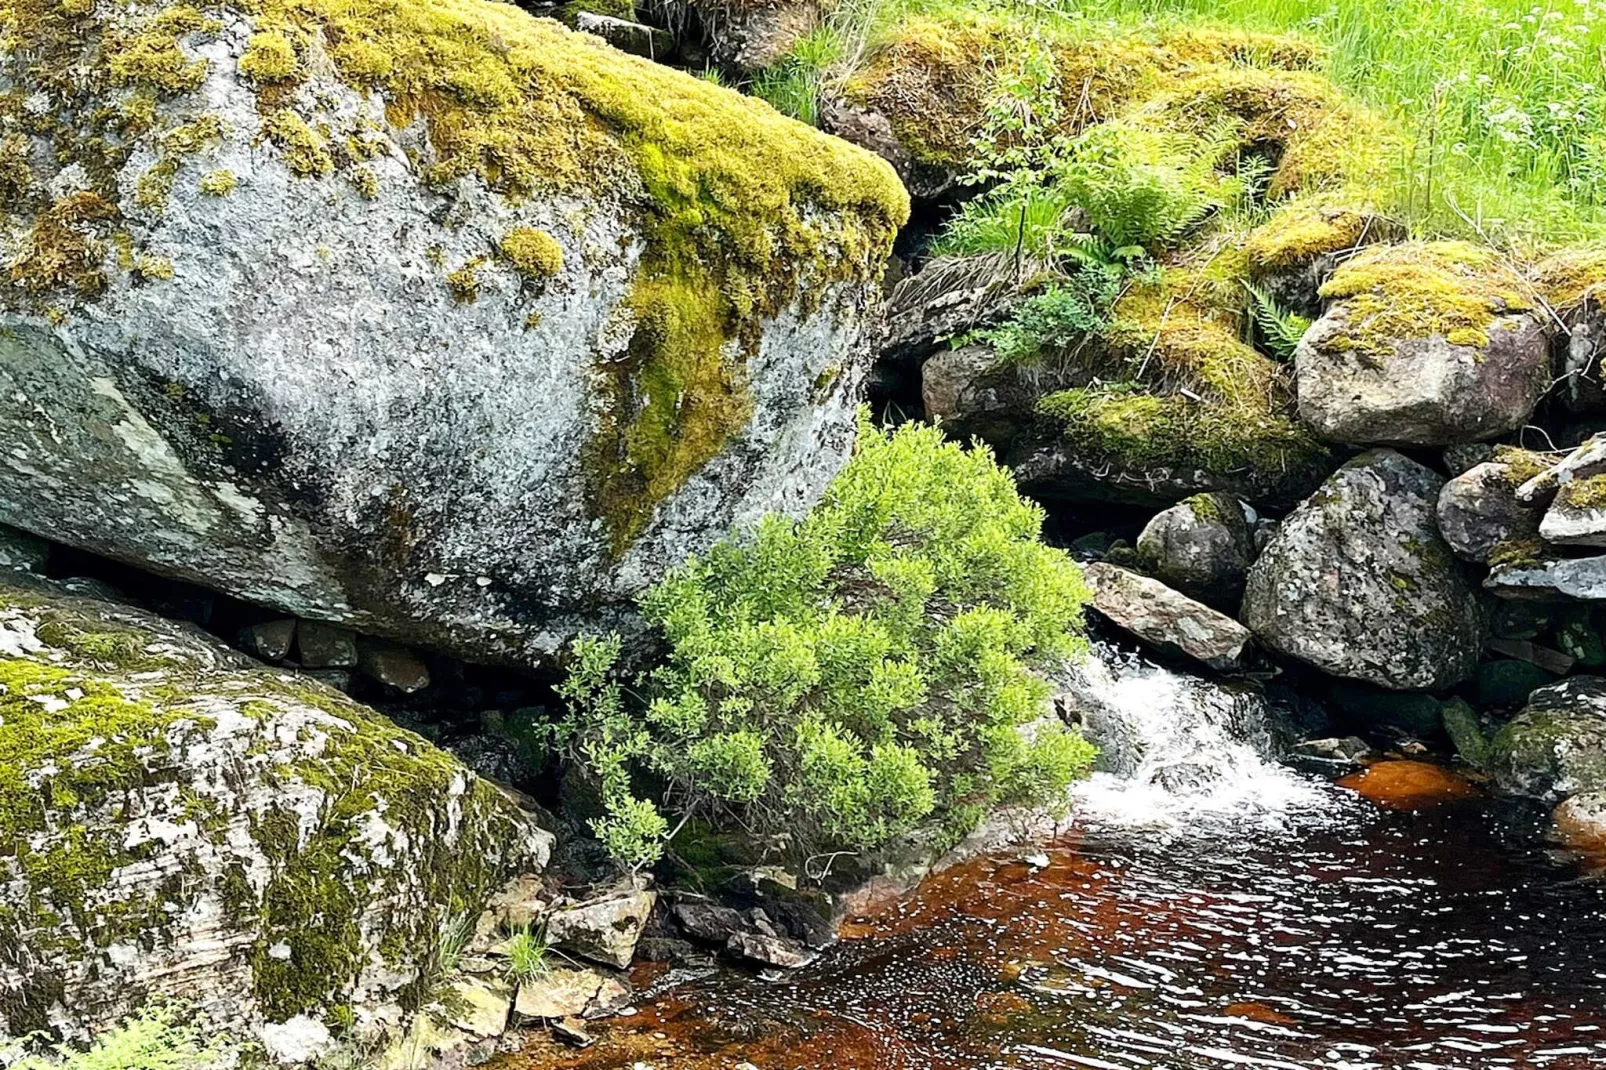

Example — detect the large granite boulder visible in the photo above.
[0,575,552,1042]
[1241,450,1483,690]
[1486,677,1606,801]
[1296,242,1549,445]
[1435,450,1550,563]
[0,0,906,669]
[1135,492,1257,606]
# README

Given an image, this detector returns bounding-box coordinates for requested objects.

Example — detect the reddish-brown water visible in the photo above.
[512,784,1606,1070]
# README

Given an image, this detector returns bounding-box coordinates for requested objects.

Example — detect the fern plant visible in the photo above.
[1242,280,1313,359]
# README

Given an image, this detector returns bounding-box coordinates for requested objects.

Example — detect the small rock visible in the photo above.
[1516,434,1606,504]
[0,524,49,572]
[297,620,358,668]
[552,1018,594,1048]
[1541,472,1606,546]
[672,901,746,946]
[1296,736,1374,763]
[1440,698,1487,768]
[546,890,655,970]
[1436,457,1546,562]
[1486,677,1606,801]
[358,636,431,692]
[1134,492,1257,606]
[259,1015,333,1066]
[1486,637,1576,676]
[513,966,629,1020]
[483,873,548,933]
[1082,562,1253,672]
[438,977,513,1038]
[574,12,673,59]
[238,619,297,661]
[726,931,818,969]
[1554,791,1606,852]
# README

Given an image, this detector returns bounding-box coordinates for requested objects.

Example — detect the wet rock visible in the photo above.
[1295,736,1373,763]
[552,1018,595,1048]
[297,619,359,668]
[1436,457,1547,563]
[1241,450,1483,690]
[1553,791,1606,852]
[0,574,552,1042]
[1441,698,1488,767]
[726,931,819,969]
[546,890,655,969]
[673,901,747,945]
[0,3,903,671]
[1082,562,1252,672]
[1338,759,1478,809]
[513,966,630,1020]
[358,636,431,692]
[1295,244,1549,445]
[436,977,513,1038]
[0,524,48,572]
[1134,492,1257,606]
[573,12,674,59]
[1475,658,1557,708]
[1486,677,1606,800]
[237,618,297,661]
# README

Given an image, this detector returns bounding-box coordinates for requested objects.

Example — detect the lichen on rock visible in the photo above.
[0,574,551,1041]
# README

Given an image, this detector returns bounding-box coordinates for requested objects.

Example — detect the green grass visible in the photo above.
[762,0,1606,247]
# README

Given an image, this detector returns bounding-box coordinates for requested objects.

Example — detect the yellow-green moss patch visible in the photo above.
[1245,203,1389,274]
[499,226,563,279]
[199,168,236,195]
[238,29,298,82]
[7,192,117,298]
[1317,241,1534,360]
[1532,248,1606,312]
[1558,473,1606,511]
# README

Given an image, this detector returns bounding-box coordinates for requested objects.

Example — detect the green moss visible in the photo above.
[1488,535,1549,570]
[1532,247,1606,312]
[349,165,379,199]
[1492,445,1554,488]
[7,192,117,298]
[261,110,333,177]
[499,225,563,279]
[238,30,298,81]
[1245,202,1386,274]
[1317,240,1534,359]
[1557,473,1606,511]
[445,259,481,302]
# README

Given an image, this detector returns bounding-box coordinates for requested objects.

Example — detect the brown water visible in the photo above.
[513,780,1606,1070]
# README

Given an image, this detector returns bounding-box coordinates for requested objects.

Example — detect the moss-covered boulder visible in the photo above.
[1486,677,1606,801]
[1435,449,1550,563]
[1134,492,1257,607]
[0,575,551,1041]
[1295,242,1550,445]
[0,0,906,668]
[1241,450,1484,690]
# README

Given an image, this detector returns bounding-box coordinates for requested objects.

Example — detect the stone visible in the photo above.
[672,901,747,945]
[1295,736,1373,763]
[0,1,904,672]
[1553,791,1606,852]
[1134,492,1257,606]
[1441,698,1488,767]
[1475,659,1558,708]
[1486,553,1606,602]
[682,0,820,74]
[573,12,674,59]
[545,890,655,969]
[238,618,297,661]
[552,1018,595,1048]
[1556,607,1606,666]
[0,574,552,1043]
[1539,466,1606,547]
[259,1016,334,1066]
[1515,435,1606,504]
[725,931,819,969]
[513,966,630,1020]
[1081,562,1253,672]
[1295,245,1549,445]
[358,636,431,692]
[1435,459,1546,563]
[1443,443,1496,477]
[1241,450,1484,690]
[0,524,48,573]
[1486,677,1606,800]
[297,620,359,668]
[920,344,1018,433]
[1485,637,1576,676]
[1492,600,1553,640]
[1327,682,1444,737]
[437,977,512,1038]
[377,1013,481,1070]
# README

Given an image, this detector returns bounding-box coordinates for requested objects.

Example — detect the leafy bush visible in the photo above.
[11,1002,227,1070]
[980,271,1128,365]
[552,418,1095,870]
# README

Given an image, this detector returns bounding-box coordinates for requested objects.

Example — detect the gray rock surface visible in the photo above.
[1486,552,1606,601]
[1296,307,1548,446]
[1082,562,1253,671]
[1540,475,1606,547]
[1436,458,1546,562]
[512,966,630,1021]
[1135,492,1257,605]
[0,574,551,1043]
[545,890,655,970]
[1241,450,1484,690]
[1486,677,1606,801]
[0,524,49,573]
[0,5,901,671]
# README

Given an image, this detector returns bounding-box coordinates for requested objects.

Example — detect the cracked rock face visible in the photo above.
[0,574,551,1043]
[1241,450,1484,690]
[0,2,901,670]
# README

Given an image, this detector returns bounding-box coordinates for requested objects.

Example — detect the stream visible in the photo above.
[511,654,1606,1070]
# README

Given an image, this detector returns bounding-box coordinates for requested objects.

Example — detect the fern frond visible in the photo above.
[1242,280,1312,360]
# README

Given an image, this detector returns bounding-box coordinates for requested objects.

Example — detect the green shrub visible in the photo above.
[551,417,1095,870]
[980,271,1128,365]
[502,926,552,984]
[11,1002,228,1070]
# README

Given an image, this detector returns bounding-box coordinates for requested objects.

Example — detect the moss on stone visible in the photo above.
[1531,247,1606,312]
[1244,202,1383,274]
[1492,445,1555,488]
[499,226,563,279]
[1317,240,1534,360]
[1488,535,1549,570]
[1558,472,1606,511]
[199,168,236,196]
[445,259,481,302]
[238,29,298,82]
[261,110,333,177]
